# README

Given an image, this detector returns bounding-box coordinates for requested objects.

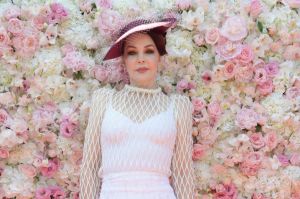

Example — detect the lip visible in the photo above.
[136,67,149,73]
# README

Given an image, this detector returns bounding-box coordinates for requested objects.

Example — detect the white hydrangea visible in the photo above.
[261,93,292,122]
[150,0,175,11]
[180,7,205,31]
[194,162,212,190]
[0,166,35,198]
[166,29,194,58]
[273,61,298,94]
[282,166,300,180]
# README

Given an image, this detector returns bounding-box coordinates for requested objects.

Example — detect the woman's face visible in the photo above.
[122,32,160,88]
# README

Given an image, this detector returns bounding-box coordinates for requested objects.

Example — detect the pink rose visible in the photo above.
[205,27,220,45]
[43,132,57,143]
[264,131,278,151]
[93,65,109,82]
[282,0,300,8]
[220,15,248,41]
[0,27,11,46]
[256,79,274,96]
[290,153,300,166]
[47,3,68,24]
[32,14,47,30]
[97,0,112,8]
[250,133,265,149]
[286,87,300,99]
[264,61,279,78]
[277,154,290,167]
[63,51,88,72]
[284,44,300,61]
[7,18,23,36]
[235,64,254,82]
[252,193,270,199]
[49,185,66,198]
[191,97,206,112]
[97,10,123,38]
[216,41,243,60]
[176,0,192,10]
[236,107,259,130]
[253,67,268,85]
[213,182,238,199]
[192,143,208,160]
[193,33,205,46]
[223,61,236,79]
[235,45,254,65]
[249,0,263,18]
[0,109,9,124]
[35,187,52,199]
[240,152,263,176]
[207,101,222,119]
[176,79,189,92]
[60,120,78,138]
[33,104,56,130]
[39,158,60,177]
[60,43,76,56]
[4,5,21,20]
[0,92,14,106]
[18,164,37,178]
[0,147,9,159]
[201,70,213,84]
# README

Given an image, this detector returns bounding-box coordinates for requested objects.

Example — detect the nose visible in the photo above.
[137,52,145,63]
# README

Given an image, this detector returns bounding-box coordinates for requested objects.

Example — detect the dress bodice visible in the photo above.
[100,85,177,178]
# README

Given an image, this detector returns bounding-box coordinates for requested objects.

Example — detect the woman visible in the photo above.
[79,17,196,199]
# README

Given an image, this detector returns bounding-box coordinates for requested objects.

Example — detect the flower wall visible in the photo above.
[0,0,300,198]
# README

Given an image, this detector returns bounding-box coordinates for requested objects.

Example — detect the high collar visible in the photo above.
[124,84,162,94]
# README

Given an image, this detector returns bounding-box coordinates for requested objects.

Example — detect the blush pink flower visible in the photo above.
[192,143,209,160]
[216,41,243,60]
[213,182,238,199]
[240,152,263,176]
[0,109,9,124]
[286,87,300,99]
[205,27,220,45]
[220,15,248,41]
[35,187,52,199]
[235,45,254,65]
[48,185,66,198]
[63,51,88,72]
[283,44,300,61]
[235,64,254,82]
[18,164,37,178]
[93,65,109,82]
[223,61,236,79]
[176,79,189,92]
[0,147,9,159]
[4,5,21,20]
[277,154,290,167]
[282,0,300,8]
[252,193,270,199]
[250,132,265,149]
[249,0,263,18]
[97,10,123,38]
[60,120,78,138]
[236,107,259,130]
[207,101,222,119]
[253,67,268,85]
[33,103,56,130]
[7,18,23,36]
[264,131,278,151]
[256,79,274,96]
[193,33,205,46]
[97,0,112,8]
[32,14,47,30]
[176,0,192,10]
[191,97,206,112]
[39,158,60,177]
[264,61,279,78]
[201,70,213,84]
[47,3,68,24]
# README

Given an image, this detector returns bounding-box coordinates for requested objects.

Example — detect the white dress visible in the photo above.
[79,84,196,199]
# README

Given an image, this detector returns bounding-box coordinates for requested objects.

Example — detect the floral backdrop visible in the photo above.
[0,0,300,198]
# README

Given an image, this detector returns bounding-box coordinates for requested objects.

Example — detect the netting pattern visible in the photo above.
[79,84,196,199]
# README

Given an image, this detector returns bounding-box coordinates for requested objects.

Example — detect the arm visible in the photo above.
[79,88,111,199]
[170,95,196,199]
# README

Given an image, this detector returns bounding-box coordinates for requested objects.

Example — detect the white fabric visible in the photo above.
[79,84,196,199]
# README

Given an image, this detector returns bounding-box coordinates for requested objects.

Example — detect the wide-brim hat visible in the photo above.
[103,17,176,61]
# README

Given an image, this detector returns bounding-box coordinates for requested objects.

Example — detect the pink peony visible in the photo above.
[207,101,222,119]
[283,44,300,61]
[253,67,268,85]
[48,185,66,198]
[205,27,220,45]
[47,3,68,24]
[213,182,238,199]
[256,79,274,96]
[240,152,263,176]
[0,27,11,46]
[193,33,205,46]
[4,5,21,20]
[60,43,76,56]
[93,65,109,82]
[201,70,213,84]
[176,0,192,10]
[97,0,112,8]
[236,107,259,130]
[216,41,243,60]
[32,14,47,30]
[32,103,56,130]
[235,45,254,65]
[192,143,208,161]
[249,133,265,149]
[249,0,263,18]
[60,120,78,138]
[176,79,189,92]
[223,61,236,79]
[62,51,88,72]
[252,193,270,199]
[0,109,9,124]
[191,97,206,112]
[286,87,300,99]
[235,64,254,82]
[7,18,23,36]
[264,61,279,78]
[290,153,300,166]
[18,164,37,178]
[277,154,290,167]
[220,15,248,41]
[39,158,60,177]
[97,10,123,38]
[0,147,9,159]
[35,187,52,199]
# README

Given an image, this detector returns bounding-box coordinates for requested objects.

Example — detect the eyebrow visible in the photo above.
[126,44,154,49]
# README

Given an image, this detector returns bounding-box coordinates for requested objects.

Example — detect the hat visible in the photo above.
[103,17,176,61]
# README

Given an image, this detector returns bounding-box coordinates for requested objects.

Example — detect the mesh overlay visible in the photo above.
[79,84,196,199]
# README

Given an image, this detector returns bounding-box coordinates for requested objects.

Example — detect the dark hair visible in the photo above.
[121,30,167,56]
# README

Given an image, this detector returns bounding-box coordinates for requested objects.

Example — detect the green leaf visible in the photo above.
[73,71,83,80]
[257,21,263,33]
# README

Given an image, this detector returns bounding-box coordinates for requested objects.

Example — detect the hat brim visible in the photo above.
[103,19,175,61]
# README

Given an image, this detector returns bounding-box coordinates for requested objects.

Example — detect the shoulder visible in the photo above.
[170,93,193,115]
[90,87,114,105]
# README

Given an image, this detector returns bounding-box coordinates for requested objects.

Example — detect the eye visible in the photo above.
[145,49,154,54]
[127,51,136,55]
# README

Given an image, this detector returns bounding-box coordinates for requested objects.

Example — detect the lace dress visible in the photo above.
[79,84,196,199]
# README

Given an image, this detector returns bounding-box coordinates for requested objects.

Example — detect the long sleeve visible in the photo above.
[170,94,196,199]
[79,88,111,199]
